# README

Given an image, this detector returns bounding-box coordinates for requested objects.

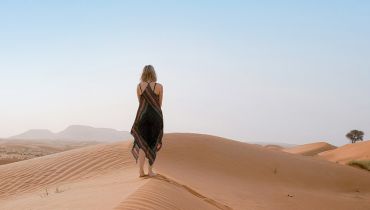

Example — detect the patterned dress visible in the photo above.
[130,81,163,166]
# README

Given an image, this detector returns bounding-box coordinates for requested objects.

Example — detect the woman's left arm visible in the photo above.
[159,85,163,107]
[136,84,141,102]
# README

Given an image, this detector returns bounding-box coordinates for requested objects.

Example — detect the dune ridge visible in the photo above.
[114,174,232,210]
[282,141,337,156]
[263,144,285,151]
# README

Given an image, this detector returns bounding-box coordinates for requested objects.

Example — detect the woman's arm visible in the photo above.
[136,84,141,102]
[159,84,163,107]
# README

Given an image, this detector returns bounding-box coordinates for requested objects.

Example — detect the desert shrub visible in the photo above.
[347,160,370,171]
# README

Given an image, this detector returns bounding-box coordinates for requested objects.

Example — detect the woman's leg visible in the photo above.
[148,160,157,176]
[138,148,146,176]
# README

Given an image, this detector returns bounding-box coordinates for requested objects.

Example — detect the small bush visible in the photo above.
[347,160,370,171]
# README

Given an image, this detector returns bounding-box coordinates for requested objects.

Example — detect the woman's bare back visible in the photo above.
[137,81,163,107]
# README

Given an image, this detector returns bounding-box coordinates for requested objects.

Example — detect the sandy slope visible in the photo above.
[282,141,337,156]
[0,141,148,210]
[318,140,370,164]
[1,133,370,210]
[0,139,99,165]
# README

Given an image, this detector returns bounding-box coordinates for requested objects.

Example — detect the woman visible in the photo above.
[130,65,164,177]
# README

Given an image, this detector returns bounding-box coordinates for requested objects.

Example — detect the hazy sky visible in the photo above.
[1,1,369,146]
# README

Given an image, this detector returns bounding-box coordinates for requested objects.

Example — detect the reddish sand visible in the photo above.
[283,142,337,156]
[318,140,370,164]
[0,133,369,210]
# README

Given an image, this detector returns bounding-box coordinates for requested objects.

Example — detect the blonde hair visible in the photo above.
[140,65,157,82]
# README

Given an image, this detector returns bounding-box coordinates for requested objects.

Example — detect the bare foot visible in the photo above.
[148,171,157,177]
[139,170,146,177]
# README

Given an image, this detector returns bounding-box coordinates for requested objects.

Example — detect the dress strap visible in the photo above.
[139,84,142,94]
[153,83,157,92]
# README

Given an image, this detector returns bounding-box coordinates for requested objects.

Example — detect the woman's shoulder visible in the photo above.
[155,82,163,90]
[138,81,161,84]
[137,82,162,87]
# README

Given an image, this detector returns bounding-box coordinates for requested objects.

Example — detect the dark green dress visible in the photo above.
[130,81,163,166]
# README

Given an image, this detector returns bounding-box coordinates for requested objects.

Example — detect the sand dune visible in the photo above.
[318,140,370,164]
[1,133,370,210]
[283,141,337,156]
[251,141,297,148]
[263,144,285,151]
[0,139,100,165]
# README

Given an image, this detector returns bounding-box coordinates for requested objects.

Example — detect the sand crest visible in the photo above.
[283,142,337,156]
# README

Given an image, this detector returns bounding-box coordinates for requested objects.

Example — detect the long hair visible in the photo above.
[140,65,157,82]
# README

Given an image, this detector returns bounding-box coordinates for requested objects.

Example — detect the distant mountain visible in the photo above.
[10,129,57,140]
[250,141,297,148]
[58,125,132,142]
[9,125,133,142]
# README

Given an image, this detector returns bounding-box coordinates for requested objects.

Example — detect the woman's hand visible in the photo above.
[156,143,162,151]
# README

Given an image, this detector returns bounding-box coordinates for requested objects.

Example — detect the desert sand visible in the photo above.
[282,141,337,156]
[318,140,370,164]
[0,139,100,165]
[1,133,370,210]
